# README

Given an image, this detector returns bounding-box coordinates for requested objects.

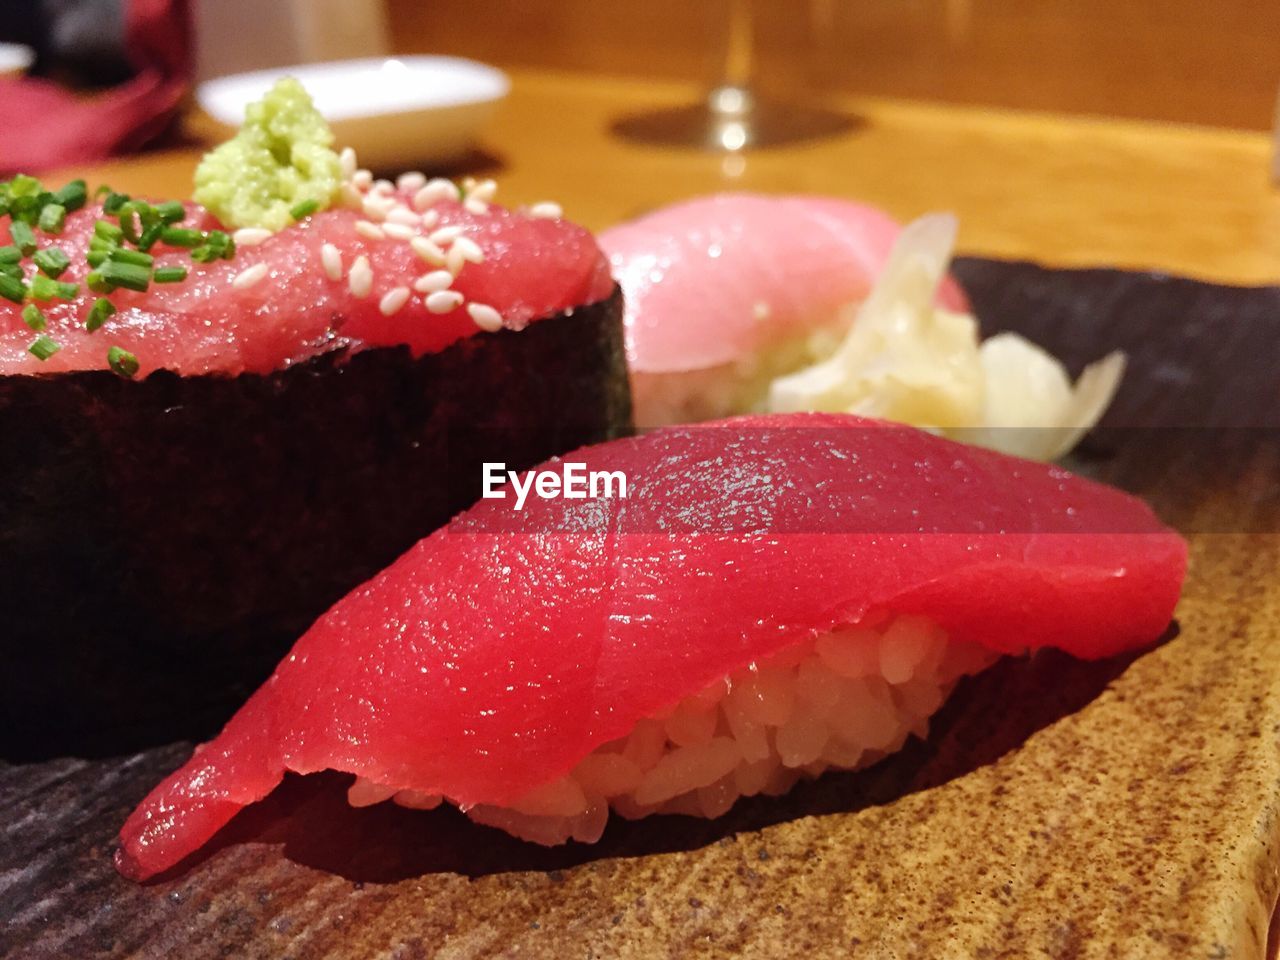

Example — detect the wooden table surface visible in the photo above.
[388,0,1280,132]
[53,69,1280,285]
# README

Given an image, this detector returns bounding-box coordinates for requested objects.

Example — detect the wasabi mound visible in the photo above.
[194,77,342,231]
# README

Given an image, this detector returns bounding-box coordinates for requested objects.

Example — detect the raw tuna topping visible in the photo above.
[0,82,613,379]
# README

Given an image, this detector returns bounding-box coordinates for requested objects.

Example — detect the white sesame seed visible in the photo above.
[447,237,484,276]
[371,179,395,195]
[467,179,497,203]
[464,198,489,216]
[428,225,465,246]
[379,286,412,316]
[396,171,427,192]
[348,255,373,298]
[232,227,273,246]
[410,186,434,212]
[419,209,440,229]
[409,236,446,266]
[452,235,485,264]
[467,302,503,332]
[385,206,420,226]
[340,147,358,180]
[382,222,416,241]
[355,220,386,241]
[413,269,454,294]
[232,263,268,290]
[352,169,373,190]
[362,194,393,221]
[528,201,563,219]
[340,183,364,208]
[321,243,343,281]
[412,178,460,211]
[425,290,464,313]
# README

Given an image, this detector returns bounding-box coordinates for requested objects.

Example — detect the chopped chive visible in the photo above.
[117,201,152,244]
[9,221,36,256]
[87,250,110,268]
[159,226,203,248]
[94,220,124,244]
[97,260,150,292]
[30,275,57,299]
[37,203,66,234]
[190,244,216,263]
[0,263,21,279]
[52,179,87,213]
[85,297,116,332]
[107,345,138,378]
[290,199,319,220]
[9,175,41,199]
[137,222,165,252]
[103,192,130,215]
[153,265,188,283]
[94,183,113,199]
[30,275,77,301]
[33,247,71,278]
[29,335,61,361]
[107,247,154,268]
[86,272,113,294]
[21,304,46,331]
[0,246,20,264]
[155,200,185,224]
[0,274,25,304]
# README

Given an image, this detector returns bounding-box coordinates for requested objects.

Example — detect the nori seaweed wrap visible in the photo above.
[0,288,629,759]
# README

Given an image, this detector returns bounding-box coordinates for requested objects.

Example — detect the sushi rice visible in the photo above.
[348,613,998,844]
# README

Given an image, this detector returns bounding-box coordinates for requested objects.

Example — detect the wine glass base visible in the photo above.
[611,96,857,150]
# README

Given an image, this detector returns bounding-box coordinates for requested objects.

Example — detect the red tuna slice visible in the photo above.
[0,196,613,378]
[600,194,970,374]
[116,413,1186,880]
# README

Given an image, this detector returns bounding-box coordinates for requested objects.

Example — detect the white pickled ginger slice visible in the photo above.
[766,212,1124,461]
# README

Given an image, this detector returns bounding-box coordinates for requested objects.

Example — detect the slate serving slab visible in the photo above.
[3,258,1279,959]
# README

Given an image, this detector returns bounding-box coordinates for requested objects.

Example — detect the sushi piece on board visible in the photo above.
[116,413,1186,881]
[0,173,628,759]
[603,195,1121,460]
[601,193,968,425]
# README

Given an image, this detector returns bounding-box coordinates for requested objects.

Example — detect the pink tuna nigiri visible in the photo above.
[600,194,969,425]
[117,413,1185,880]
[0,194,613,378]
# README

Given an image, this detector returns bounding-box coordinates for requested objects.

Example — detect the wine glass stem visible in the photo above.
[724,0,754,90]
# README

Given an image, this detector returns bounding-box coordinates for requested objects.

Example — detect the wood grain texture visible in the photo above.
[4,259,1280,959]
[384,0,1280,131]
[54,70,1280,286]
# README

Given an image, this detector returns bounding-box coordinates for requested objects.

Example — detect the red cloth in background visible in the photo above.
[0,0,192,175]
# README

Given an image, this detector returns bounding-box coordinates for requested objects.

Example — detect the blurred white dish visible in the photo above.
[197,56,509,170]
[0,44,35,78]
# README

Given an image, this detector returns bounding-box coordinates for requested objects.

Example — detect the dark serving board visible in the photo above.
[4,259,1280,959]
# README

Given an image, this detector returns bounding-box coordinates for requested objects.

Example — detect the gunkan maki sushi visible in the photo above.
[0,81,629,759]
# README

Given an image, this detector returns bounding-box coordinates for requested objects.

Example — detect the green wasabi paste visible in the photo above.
[194,77,341,232]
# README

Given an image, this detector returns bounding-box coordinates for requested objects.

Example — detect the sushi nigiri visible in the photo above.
[0,99,628,757]
[602,193,967,426]
[116,413,1186,881]
[603,195,1122,461]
